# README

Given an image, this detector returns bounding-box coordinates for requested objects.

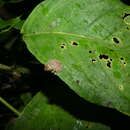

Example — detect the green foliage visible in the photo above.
[0,17,24,33]
[0,0,24,6]
[0,16,24,48]
[22,0,130,115]
[6,92,110,130]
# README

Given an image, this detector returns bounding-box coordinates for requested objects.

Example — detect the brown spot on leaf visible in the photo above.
[76,80,80,84]
[44,60,63,72]
[106,101,112,106]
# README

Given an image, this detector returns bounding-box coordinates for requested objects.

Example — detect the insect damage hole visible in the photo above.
[99,54,109,59]
[92,59,96,63]
[89,50,95,54]
[107,61,111,68]
[113,37,120,44]
[122,13,130,19]
[120,57,124,60]
[71,41,79,46]
[123,14,130,25]
[44,60,63,72]
[60,44,66,49]
[89,50,92,53]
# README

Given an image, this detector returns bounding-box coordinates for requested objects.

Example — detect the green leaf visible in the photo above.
[6,92,110,130]
[21,0,130,115]
[0,17,24,33]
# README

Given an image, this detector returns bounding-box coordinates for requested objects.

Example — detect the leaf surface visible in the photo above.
[22,0,130,115]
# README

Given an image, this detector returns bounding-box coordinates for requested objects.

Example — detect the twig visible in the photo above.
[0,97,21,116]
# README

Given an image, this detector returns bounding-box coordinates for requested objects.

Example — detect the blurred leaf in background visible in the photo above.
[0,0,24,6]
[6,92,110,130]
[0,17,24,33]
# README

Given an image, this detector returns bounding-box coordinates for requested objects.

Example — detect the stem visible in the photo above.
[0,97,21,116]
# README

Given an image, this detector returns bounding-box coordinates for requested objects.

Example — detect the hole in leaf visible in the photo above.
[99,54,109,59]
[107,61,111,68]
[89,50,95,54]
[120,57,124,60]
[60,44,65,49]
[92,59,96,63]
[113,37,120,44]
[71,42,78,46]
[89,50,92,53]
[123,13,130,25]
[122,13,130,19]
